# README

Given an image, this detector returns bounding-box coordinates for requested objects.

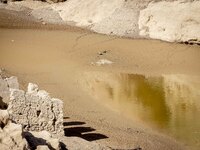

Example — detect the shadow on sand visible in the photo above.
[63,117,108,142]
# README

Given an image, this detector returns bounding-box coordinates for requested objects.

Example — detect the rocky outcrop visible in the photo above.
[1,0,199,43]
[51,0,148,37]
[139,0,200,44]
[8,83,64,137]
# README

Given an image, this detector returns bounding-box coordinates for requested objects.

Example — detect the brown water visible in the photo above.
[83,72,200,148]
[0,28,200,149]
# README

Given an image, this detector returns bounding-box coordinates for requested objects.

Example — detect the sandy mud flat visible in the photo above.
[0,28,200,150]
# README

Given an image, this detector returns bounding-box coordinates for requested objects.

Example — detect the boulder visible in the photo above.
[0,109,9,128]
[139,0,200,44]
[0,113,29,150]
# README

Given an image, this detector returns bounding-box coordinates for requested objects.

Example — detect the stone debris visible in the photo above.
[0,109,62,150]
[8,83,64,137]
[0,108,110,150]
[0,110,29,150]
[0,109,9,127]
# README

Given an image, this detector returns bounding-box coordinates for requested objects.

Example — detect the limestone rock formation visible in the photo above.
[139,0,200,44]
[1,0,199,43]
[7,83,64,137]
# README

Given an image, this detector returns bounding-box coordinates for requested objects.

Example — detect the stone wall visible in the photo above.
[8,83,64,137]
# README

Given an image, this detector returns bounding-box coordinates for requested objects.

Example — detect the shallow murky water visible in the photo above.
[82,73,200,148]
[0,28,200,149]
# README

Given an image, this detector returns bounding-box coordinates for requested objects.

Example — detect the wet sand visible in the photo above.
[1,28,200,149]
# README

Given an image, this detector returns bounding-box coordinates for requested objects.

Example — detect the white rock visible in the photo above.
[0,109,9,126]
[139,0,200,43]
[27,131,60,150]
[47,138,60,150]
[9,88,25,101]
[6,76,19,89]
[27,83,39,93]
[36,146,50,150]
[51,0,123,27]
[37,90,50,99]
[0,121,29,150]
[96,59,113,66]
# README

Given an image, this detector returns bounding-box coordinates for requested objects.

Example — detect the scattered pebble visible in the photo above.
[11,39,14,42]
[42,22,46,25]
[98,50,108,56]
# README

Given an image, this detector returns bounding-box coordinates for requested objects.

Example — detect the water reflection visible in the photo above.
[82,72,200,148]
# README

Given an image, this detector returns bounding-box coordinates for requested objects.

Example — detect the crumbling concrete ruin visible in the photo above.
[8,83,64,137]
[0,70,64,137]
[0,71,109,150]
